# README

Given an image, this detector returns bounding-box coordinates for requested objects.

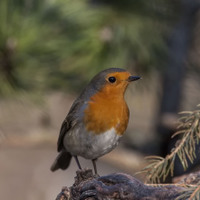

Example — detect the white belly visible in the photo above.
[64,127,121,159]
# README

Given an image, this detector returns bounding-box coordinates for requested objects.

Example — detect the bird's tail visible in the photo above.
[50,151,72,172]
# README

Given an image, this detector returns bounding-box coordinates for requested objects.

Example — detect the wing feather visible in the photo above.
[57,99,85,152]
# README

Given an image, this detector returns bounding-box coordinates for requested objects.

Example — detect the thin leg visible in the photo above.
[92,159,98,175]
[74,156,82,170]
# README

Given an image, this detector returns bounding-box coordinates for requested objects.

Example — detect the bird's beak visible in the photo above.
[127,76,141,82]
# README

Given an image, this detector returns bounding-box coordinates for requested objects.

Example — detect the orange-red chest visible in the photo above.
[84,90,129,135]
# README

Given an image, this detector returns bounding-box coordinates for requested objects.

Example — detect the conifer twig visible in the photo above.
[140,104,200,183]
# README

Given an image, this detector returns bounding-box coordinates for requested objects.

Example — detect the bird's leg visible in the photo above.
[92,158,98,175]
[74,156,82,170]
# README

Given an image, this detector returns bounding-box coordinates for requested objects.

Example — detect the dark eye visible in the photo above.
[108,76,116,83]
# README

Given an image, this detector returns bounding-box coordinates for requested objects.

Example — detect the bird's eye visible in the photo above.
[108,76,116,83]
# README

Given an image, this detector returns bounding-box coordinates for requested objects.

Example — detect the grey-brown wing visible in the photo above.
[56,84,94,152]
[57,100,84,152]
[57,119,70,152]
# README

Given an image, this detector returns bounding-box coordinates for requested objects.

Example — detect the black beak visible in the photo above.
[127,76,141,82]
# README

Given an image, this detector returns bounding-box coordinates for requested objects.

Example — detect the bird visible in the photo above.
[50,68,140,174]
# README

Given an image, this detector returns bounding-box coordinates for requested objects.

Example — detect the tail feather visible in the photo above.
[50,151,72,172]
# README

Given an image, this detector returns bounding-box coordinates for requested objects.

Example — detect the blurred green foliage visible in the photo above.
[0,0,178,95]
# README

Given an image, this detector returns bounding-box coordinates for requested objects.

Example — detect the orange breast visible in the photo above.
[84,85,129,135]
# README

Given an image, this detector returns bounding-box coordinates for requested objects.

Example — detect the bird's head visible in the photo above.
[90,68,140,97]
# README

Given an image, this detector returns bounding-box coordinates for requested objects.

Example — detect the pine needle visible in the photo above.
[140,104,200,184]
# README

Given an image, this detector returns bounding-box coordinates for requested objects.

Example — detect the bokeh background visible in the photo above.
[0,0,200,199]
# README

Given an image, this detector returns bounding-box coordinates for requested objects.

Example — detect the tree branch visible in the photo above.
[55,169,189,200]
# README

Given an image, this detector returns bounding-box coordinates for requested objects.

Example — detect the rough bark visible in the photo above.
[55,169,197,200]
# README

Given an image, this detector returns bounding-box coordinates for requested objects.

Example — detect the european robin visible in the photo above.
[51,68,140,174]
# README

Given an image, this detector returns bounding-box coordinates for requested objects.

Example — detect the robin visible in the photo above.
[51,68,140,174]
